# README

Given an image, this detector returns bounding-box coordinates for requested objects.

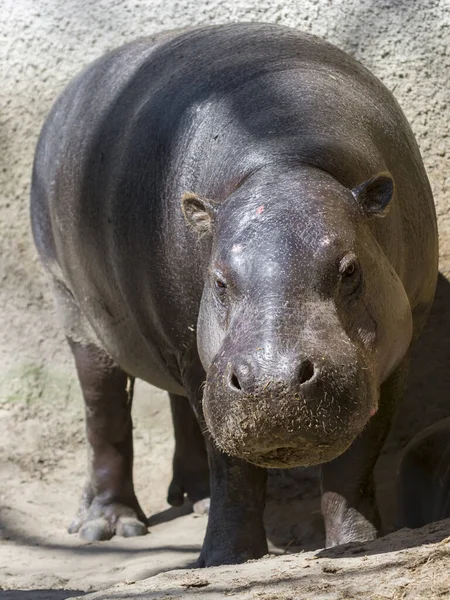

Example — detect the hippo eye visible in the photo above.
[339,254,362,296]
[343,262,356,277]
[214,276,228,294]
[339,254,358,278]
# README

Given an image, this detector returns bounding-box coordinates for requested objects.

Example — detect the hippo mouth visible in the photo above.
[239,438,355,469]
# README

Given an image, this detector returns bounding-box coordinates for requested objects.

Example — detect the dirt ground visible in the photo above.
[1,268,450,600]
[1,385,450,600]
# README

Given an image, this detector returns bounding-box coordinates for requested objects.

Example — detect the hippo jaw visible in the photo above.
[247,444,348,469]
[243,442,355,469]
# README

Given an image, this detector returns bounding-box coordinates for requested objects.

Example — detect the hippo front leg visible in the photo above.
[67,339,148,541]
[198,441,268,567]
[321,357,410,546]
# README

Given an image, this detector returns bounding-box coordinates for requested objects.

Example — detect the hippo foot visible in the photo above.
[197,539,267,567]
[167,456,210,508]
[197,516,268,567]
[193,497,210,515]
[69,494,148,541]
[325,507,378,547]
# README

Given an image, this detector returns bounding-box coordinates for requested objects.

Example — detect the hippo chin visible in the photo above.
[31,23,437,567]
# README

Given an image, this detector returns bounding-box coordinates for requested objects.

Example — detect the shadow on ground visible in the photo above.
[0,592,86,600]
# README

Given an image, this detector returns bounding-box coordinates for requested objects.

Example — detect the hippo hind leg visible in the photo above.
[397,418,450,529]
[167,393,210,515]
[52,279,147,540]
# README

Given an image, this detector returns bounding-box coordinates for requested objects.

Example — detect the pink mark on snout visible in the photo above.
[370,406,378,417]
[256,205,265,215]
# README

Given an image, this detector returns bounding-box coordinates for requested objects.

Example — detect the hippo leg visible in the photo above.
[198,441,268,567]
[321,357,409,547]
[397,417,450,529]
[397,437,429,529]
[167,393,210,513]
[67,339,148,541]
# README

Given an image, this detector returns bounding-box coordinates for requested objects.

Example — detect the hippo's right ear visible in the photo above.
[181,192,217,236]
[352,172,394,217]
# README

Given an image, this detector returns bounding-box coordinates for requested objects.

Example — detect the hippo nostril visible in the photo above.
[229,372,242,391]
[298,359,315,385]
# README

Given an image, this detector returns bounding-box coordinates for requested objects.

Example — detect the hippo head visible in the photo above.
[182,166,413,468]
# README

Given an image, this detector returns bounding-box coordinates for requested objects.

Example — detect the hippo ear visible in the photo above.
[182,192,217,236]
[352,172,394,217]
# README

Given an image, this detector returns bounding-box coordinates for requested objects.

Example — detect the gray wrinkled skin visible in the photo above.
[30,23,438,566]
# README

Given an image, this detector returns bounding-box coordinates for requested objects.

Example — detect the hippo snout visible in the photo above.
[227,356,316,395]
[203,343,377,469]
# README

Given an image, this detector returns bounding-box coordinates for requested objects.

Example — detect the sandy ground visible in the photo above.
[76,523,450,600]
[0,380,326,599]
[1,267,450,600]
[2,385,450,600]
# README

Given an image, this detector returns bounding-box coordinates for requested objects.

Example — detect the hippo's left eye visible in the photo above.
[214,276,228,295]
[338,254,362,295]
[339,253,358,278]
[342,262,356,277]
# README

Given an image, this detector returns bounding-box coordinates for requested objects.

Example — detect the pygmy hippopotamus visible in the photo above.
[30,23,438,566]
